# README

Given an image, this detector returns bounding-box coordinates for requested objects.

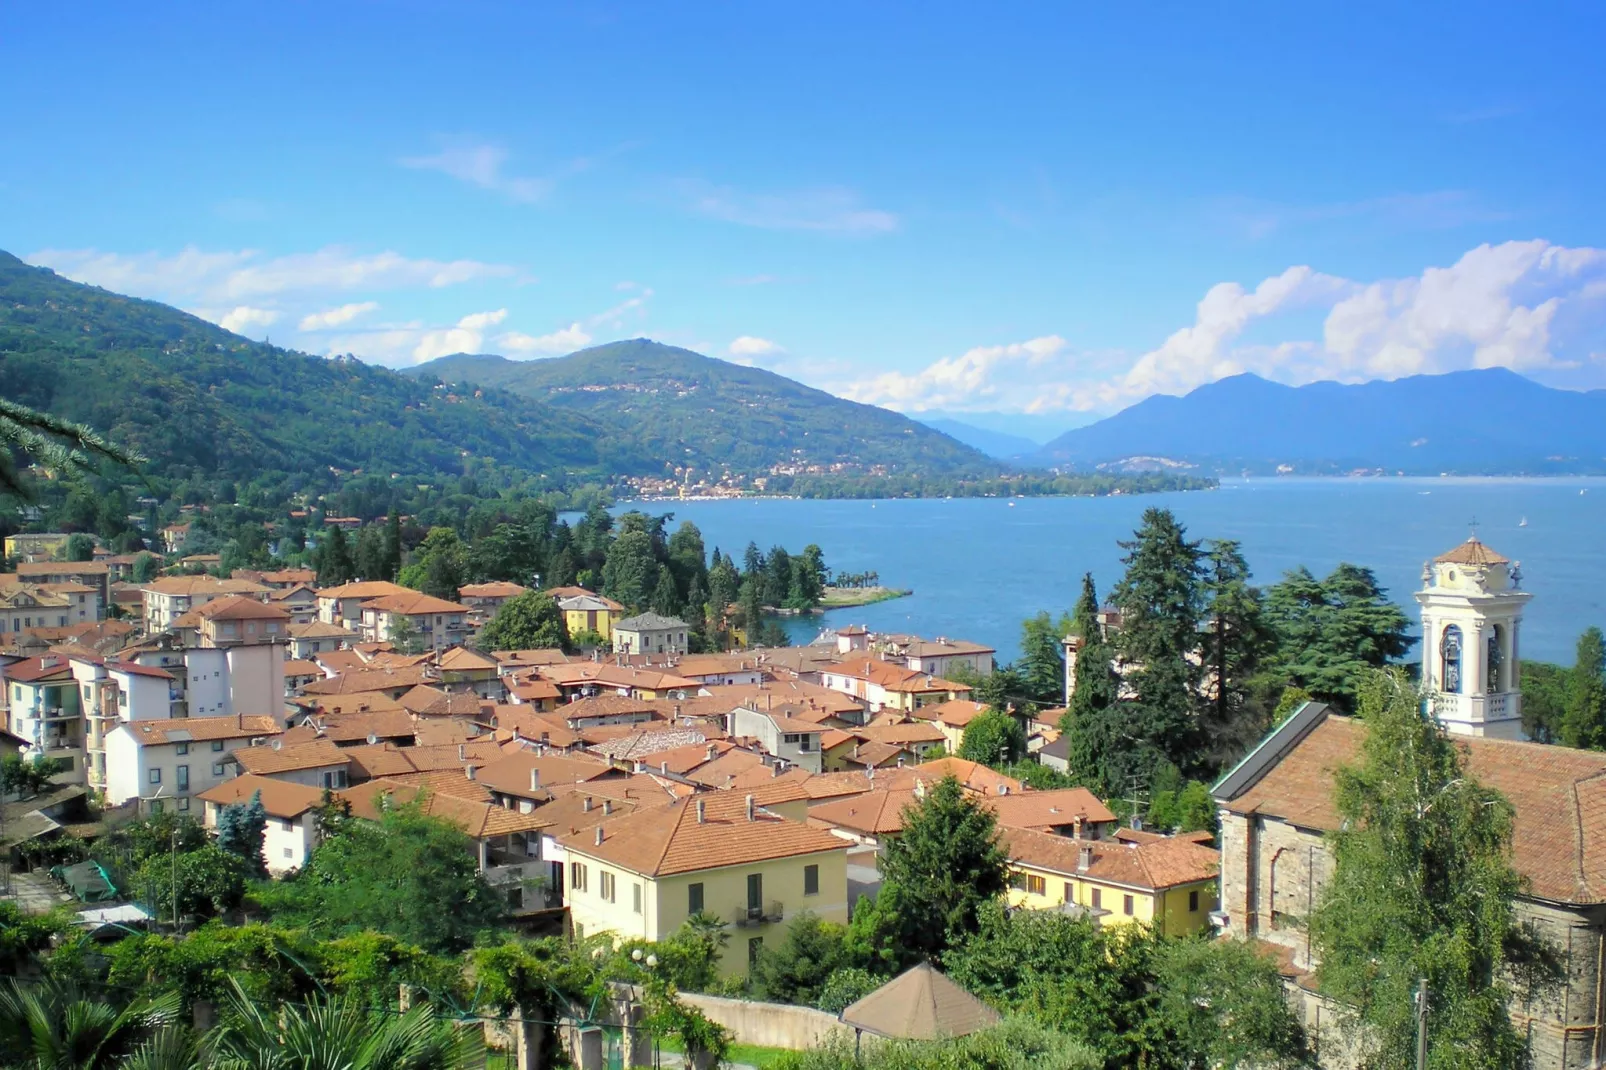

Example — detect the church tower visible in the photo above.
[1414,535,1531,740]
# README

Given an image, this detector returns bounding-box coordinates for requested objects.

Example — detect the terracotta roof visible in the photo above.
[301,666,437,695]
[17,560,109,576]
[493,648,572,668]
[292,693,406,716]
[438,647,499,672]
[89,657,174,681]
[591,728,711,762]
[477,750,619,798]
[142,576,267,597]
[510,678,564,702]
[360,592,470,615]
[458,581,528,598]
[672,654,766,678]
[800,770,882,801]
[842,741,912,769]
[985,787,1116,830]
[537,662,699,692]
[1434,536,1510,566]
[398,684,484,718]
[683,681,865,719]
[1224,713,1606,905]
[912,699,988,729]
[557,693,665,723]
[855,722,947,746]
[884,757,1023,796]
[823,656,972,695]
[337,779,550,838]
[194,595,292,622]
[292,708,417,744]
[233,738,349,775]
[126,714,279,745]
[486,706,585,748]
[316,580,412,600]
[1003,827,1220,891]
[197,774,324,819]
[344,743,423,780]
[282,659,324,678]
[288,621,359,639]
[557,789,847,877]
[412,718,483,747]
[820,729,856,751]
[809,788,919,835]
[684,748,769,788]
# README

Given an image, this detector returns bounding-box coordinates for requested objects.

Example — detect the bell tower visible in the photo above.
[1414,535,1530,739]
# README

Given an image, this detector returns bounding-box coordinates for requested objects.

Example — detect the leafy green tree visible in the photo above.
[763,545,793,607]
[1150,936,1312,1068]
[131,552,161,584]
[383,508,404,581]
[61,533,96,561]
[1264,564,1413,710]
[666,521,709,602]
[352,523,388,582]
[1309,668,1556,1068]
[1520,659,1569,743]
[0,979,182,1070]
[0,904,70,975]
[1559,627,1606,750]
[214,791,267,877]
[411,527,468,601]
[815,967,878,1014]
[136,844,250,920]
[776,1018,1101,1070]
[871,776,1008,967]
[478,591,569,652]
[957,709,1026,766]
[750,913,848,1006]
[386,613,425,656]
[0,754,67,799]
[315,525,355,587]
[602,530,659,610]
[650,568,682,617]
[257,800,506,954]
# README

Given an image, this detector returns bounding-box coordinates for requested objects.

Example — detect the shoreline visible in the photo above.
[818,586,912,609]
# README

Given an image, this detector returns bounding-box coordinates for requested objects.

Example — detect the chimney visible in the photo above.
[530,768,541,791]
[1073,816,1085,839]
[745,794,755,821]
[896,756,904,768]
[771,763,781,778]
[660,760,669,774]
[603,799,613,815]
[1077,845,1093,874]
[457,744,466,760]
[595,826,604,845]
[706,744,717,761]
[465,764,477,781]
[674,703,683,720]
[695,797,706,823]
[583,796,593,812]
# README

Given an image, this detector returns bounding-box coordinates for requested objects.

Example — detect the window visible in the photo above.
[1188,890,1200,912]
[175,743,189,756]
[149,768,162,785]
[688,882,704,914]
[1090,888,1102,910]
[804,864,819,896]
[177,797,189,812]
[212,762,226,776]
[632,883,642,914]
[1063,882,1074,904]
[600,871,616,903]
[1441,624,1464,693]
[282,819,295,832]
[570,862,588,892]
[748,937,763,964]
[211,741,225,752]
[746,873,763,912]
[176,765,189,791]
[1026,874,1047,896]
[1009,871,1026,890]
[1123,895,1135,916]
[284,848,293,859]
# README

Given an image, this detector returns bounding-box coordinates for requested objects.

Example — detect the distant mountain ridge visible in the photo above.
[916,418,1040,460]
[409,342,994,476]
[1034,369,1606,474]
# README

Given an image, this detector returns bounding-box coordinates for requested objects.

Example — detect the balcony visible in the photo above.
[733,901,784,927]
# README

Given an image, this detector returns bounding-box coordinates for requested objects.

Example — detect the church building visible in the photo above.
[1211,535,1606,1070]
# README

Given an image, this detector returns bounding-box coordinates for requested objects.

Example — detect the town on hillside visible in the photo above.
[1,520,1603,1070]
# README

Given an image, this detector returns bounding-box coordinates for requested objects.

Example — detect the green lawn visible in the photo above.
[657,1034,795,1069]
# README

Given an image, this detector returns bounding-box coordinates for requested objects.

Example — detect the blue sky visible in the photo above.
[5,2,1604,438]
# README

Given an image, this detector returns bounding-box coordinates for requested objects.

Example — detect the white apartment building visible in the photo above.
[104,714,281,815]
[198,774,324,874]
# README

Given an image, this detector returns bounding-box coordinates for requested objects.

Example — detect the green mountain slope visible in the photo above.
[409,341,995,475]
[0,251,629,486]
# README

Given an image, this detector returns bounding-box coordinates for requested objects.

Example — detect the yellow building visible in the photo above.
[1001,827,1220,937]
[553,592,625,642]
[556,789,850,974]
[4,533,72,563]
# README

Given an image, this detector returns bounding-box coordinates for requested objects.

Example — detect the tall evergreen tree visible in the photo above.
[1264,564,1414,710]
[763,546,792,607]
[1310,668,1554,1068]
[601,530,659,610]
[1109,508,1205,778]
[215,790,267,877]
[1070,572,1100,643]
[1559,626,1606,750]
[383,508,403,580]
[1200,538,1275,766]
[1019,611,1070,706]
[666,521,709,602]
[650,569,682,618]
[315,525,355,586]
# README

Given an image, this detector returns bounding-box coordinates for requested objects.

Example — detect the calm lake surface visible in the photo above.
[618,478,1606,666]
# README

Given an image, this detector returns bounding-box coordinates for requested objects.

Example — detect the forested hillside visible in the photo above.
[410,341,996,476]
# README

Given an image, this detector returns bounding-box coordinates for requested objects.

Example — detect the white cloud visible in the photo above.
[839,336,1068,411]
[728,336,783,359]
[401,140,553,203]
[212,306,280,334]
[299,301,380,331]
[836,240,1606,416]
[406,309,508,363]
[500,323,593,355]
[682,182,897,234]
[28,245,515,306]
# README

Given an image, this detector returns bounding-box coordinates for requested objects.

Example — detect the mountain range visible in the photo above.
[1033,369,1606,475]
[406,345,991,477]
[0,252,995,493]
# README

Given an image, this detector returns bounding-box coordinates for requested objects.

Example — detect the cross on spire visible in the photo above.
[1468,516,1480,540]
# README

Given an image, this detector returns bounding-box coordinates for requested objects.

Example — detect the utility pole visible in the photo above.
[1415,977,1430,1070]
[170,829,180,933]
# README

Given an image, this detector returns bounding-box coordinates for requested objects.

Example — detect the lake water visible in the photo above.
[618,478,1606,666]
